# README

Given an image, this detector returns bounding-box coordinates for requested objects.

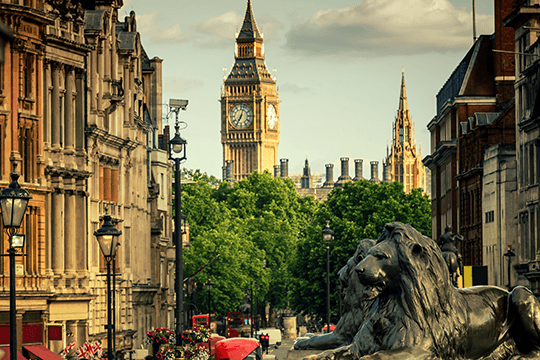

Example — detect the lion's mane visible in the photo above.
[352,222,469,359]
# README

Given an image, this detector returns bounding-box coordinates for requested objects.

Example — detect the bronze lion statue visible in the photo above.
[294,239,375,350]
[305,222,540,360]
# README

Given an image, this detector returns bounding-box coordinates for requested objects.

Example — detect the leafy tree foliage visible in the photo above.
[289,180,431,318]
[181,170,318,318]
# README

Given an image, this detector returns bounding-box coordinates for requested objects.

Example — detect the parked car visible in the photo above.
[215,338,263,360]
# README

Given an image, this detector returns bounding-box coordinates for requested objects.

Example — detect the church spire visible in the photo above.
[238,0,262,41]
[399,68,408,111]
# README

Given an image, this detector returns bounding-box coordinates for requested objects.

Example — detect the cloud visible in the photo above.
[284,0,493,57]
[279,83,309,93]
[136,12,189,44]
[164,76,204,94]
[193,11,281,47]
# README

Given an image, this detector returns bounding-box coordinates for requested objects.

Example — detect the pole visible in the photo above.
[326,245,330,334]
[175,157,184,348]
[507,256,512,290]
[472,0,476,43]
[207,286,211,318]
[9,248,16,360]
[250,281,253,338]
[112,257,116,360]
[107,260,113,360]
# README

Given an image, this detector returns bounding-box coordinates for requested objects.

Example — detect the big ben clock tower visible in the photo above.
[221,0,279,180]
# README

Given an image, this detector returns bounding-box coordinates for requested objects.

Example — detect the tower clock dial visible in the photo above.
[267,104,277,129]
[230,104,253,129]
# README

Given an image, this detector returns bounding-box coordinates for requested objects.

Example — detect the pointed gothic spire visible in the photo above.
[238,0,262,40]
[399,68,408,111]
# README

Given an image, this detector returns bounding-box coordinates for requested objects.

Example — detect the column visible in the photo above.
[44,60,51,145]
[64,67,75,151]
[123,65,129,125]
[75,188,87,272]
[97,44,103,112]
[51,63,61,148]
[64,189,76,275]
[75,70,85,151]
[51,188,65,275]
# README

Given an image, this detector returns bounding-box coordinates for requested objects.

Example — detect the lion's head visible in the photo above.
[352,222,468,356]
[339,239,376,311]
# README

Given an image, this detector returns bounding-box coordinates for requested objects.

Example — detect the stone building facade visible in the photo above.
[423,0,515,269]
[221,0,279,181]
[383,70,427,194]
[504,0,540,294]
[0,0,173,358]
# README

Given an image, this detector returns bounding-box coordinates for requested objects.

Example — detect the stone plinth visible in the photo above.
[286,349,324,360]
[283,316,297,339]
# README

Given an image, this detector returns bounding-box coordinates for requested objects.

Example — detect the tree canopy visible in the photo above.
[181,170,318,317]
[179,169,431,322]
[288,180,431,317]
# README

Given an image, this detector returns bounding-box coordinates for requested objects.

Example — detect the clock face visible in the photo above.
[230,104,253,129]
[267,104,277,130]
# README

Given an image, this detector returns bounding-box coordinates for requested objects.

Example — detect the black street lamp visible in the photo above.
[249,281,256,338]
[204,278,213,317]
[0,163,31,360]
[169,99,188,353]
[321,220,334,334]
[94,208,122,360]
[503,245,516,291]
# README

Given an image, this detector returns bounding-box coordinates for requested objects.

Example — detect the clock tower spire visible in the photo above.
[220,0,280,181]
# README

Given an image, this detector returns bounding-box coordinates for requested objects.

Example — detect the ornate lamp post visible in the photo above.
[204,278,214,324]
[94,208,122,360]
[169,99,188,354]
[0,163,31,360]
[503,245,516,290]
[321,220,334,334]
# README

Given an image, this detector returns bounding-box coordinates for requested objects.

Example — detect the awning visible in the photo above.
[0,346,27,360]
[22,345,61,360]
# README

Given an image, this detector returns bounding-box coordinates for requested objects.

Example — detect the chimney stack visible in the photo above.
[323,164,334,188]
[369,161,380,183]
[280,159,289,178]
[273,165,280,178]
[353,159,363,181]
[335,157,352,187]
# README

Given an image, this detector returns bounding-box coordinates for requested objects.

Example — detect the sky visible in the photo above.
[121,0,495,179]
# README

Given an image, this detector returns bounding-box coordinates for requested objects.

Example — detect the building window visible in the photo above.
[24,54,34,99]
[485,210,494,224]
[530,144,535,185]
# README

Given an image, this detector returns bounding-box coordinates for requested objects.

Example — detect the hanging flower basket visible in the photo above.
[145,328,176,360]
[181,326,210,360]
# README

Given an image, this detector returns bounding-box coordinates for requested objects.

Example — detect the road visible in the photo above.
[266,338,295,360]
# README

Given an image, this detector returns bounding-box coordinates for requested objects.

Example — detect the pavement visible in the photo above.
[265,338,295,360]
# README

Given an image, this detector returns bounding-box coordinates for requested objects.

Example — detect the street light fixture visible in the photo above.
[321,220,334,334]
[0,163,32,360]
[503,245,516,291]
[169,99,188,354]
[94,208,122,360]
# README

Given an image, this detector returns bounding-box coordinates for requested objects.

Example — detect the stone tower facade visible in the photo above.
[220,0,279,180]
[384,70,426,193]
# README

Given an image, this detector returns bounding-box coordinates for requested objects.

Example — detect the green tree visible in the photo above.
[181,171,318,318]
[289,180,431,318]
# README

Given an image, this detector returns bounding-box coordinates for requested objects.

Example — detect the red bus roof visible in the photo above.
[215,338,259,360]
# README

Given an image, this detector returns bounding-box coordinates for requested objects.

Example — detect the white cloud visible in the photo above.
[136,12,189,43]
[193,11,281,47]
[284,0,493,56]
